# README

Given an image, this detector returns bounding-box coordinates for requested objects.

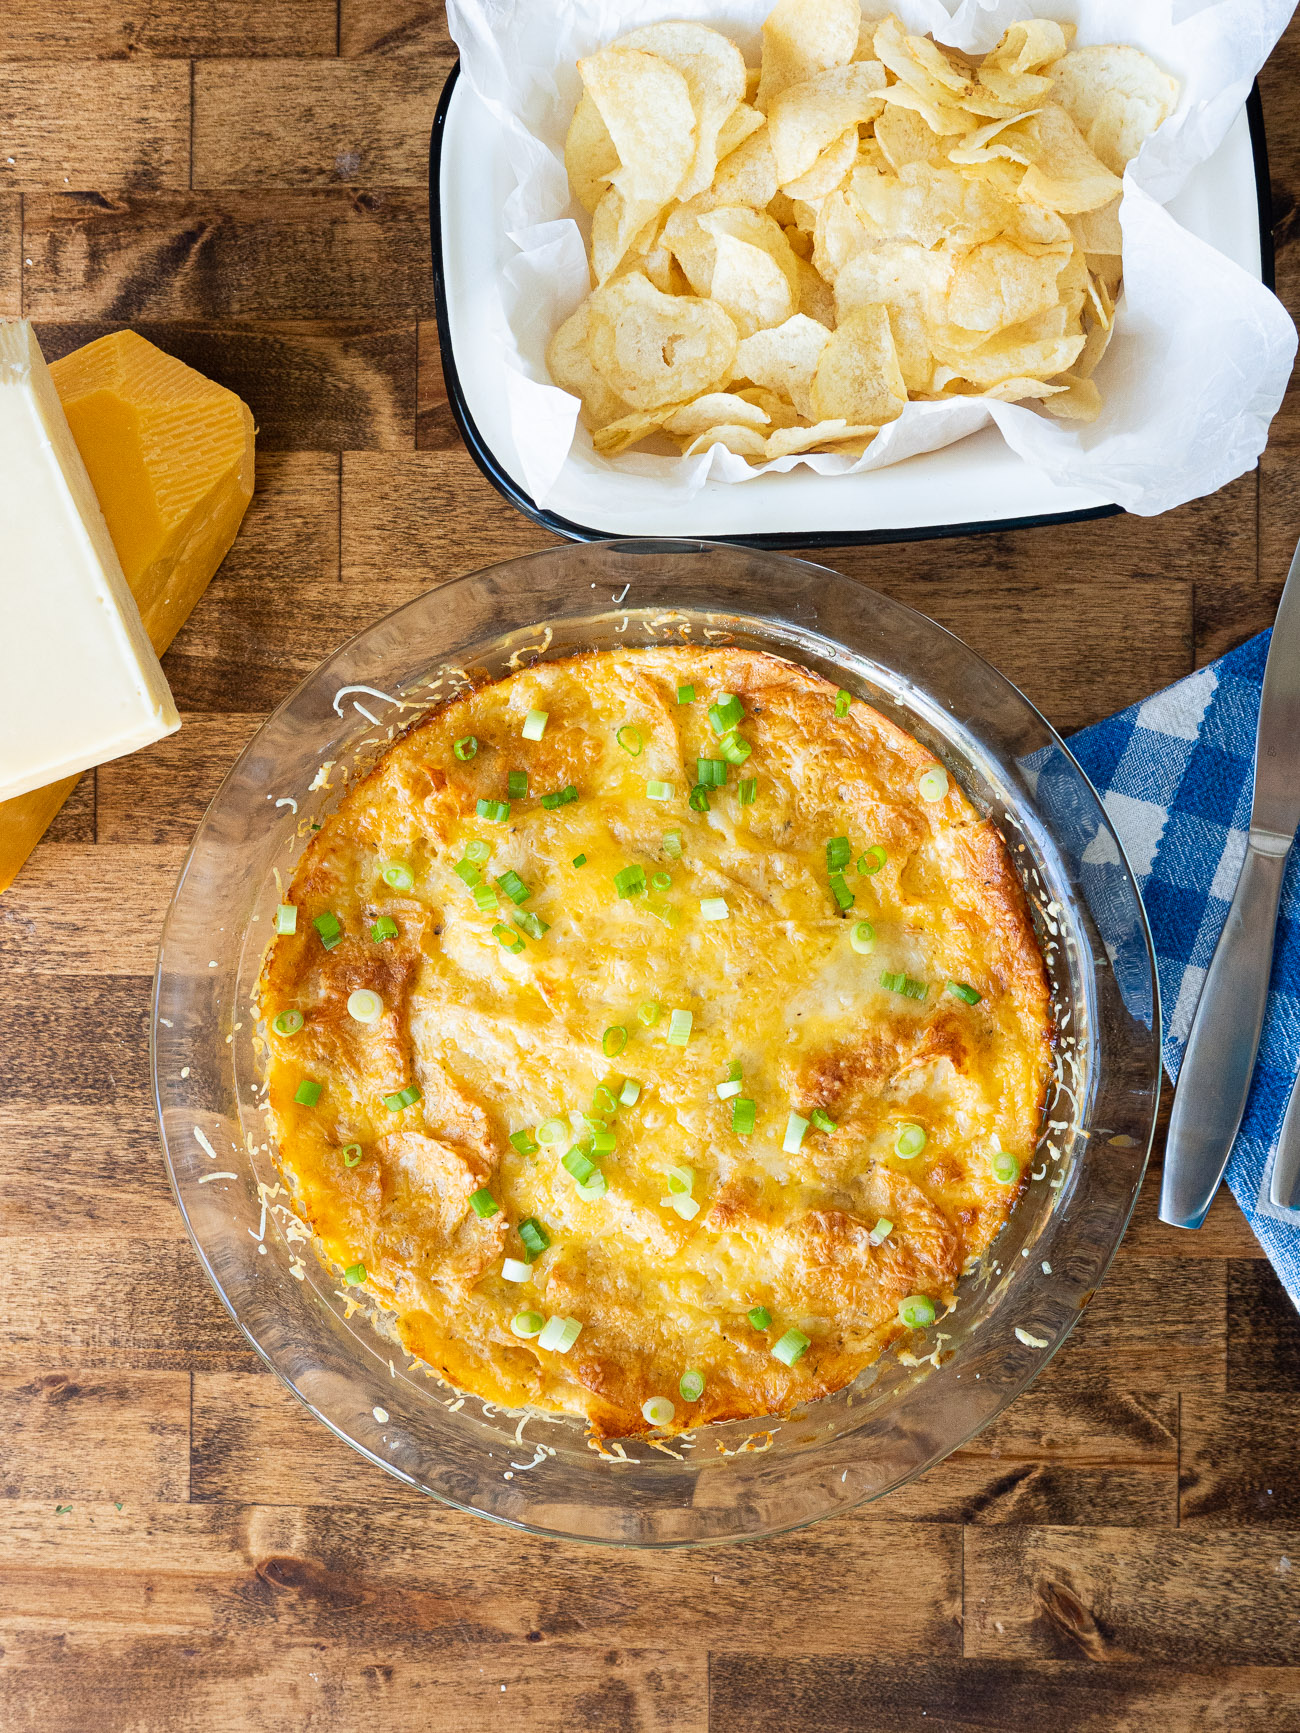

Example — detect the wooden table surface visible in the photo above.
[4,6,1300,1729]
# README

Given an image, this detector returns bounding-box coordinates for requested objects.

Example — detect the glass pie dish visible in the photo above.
[152,539,1161,1547]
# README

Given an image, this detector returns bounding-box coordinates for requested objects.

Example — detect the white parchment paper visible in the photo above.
[445,0,1298,515]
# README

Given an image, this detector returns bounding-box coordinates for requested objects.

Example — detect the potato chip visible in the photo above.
[545,301,630,431]
[790,195,824,232]
[1068,195,1122,256]
[767,61,887,185]
[1051,45,1178,175]
[794,253,836,327]
[784,220,814,259]
[782,124,860,199]
[716,101,767,163]
[589,186,664,284]
[707,229,798,337]
[565,92,619,214]
[757,0,861,111]
[1039,373,1103,421]
[766,417,877,457]
[661,201,718,295]
[979,376,1068,402]
[963,68,1053,121]
[706,129,779,210]
[587,271,739,409]
[1017,104,1123,215]
[945,237,1071,333]
[986,21,1069,78]
[812,187,874,282]
[683,423,770,458]
[733,313,832,418]
[735,384,803,428]
[664,394,771,437]
[834,240,947,391]
[700,206,802,295]
[874,15,972,96]
[592,406,676,454]
[811,304,908,424]
[615,23,747,201]
[875,105,957,171]
[931,318,1085,388]
[851,161,1013,249]
[578,48,696,207]
[878,77,972,138]
[1003,200,1074,254]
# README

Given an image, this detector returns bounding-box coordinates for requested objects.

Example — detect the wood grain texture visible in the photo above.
[340,0,452,59]
[0,2,337,58]
[97,715,262,843]
[1227,1258,1300,1392]
[0,193,20,315]
[0,1103,180,1237]
[0,1371,189,1500]
[0,64,190,192]
[1181,1393,1300,1527]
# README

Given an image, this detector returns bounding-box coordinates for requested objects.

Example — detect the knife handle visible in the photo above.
[1159,836,1289,1229]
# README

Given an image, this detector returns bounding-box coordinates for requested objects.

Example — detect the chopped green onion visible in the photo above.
[344,1263,366,1286]
[590,1126,617,1155]
[646,779,674,801]
[748,1306,772,1330]
[617,725,643,757]
[834,688,852,717]
[510,1128,539,1157]
[273,903,297,935]
[602,1025,628,1058]
[507,769,528,800]
[537,1118,567,1145]
[384,1084,421,1111]
[492,922,524,953]
[454,859,481,889]
[381,860,414,892]
[591,1083,619,1116]
[697,757,726,787]
[899,1295,936,1329]
[501,1257,531,1283]
[826,836,852,871]
[522,709,548,741]
[572,853,587,868]
[638,1001,660,1027]
[709,694,745,734]
[861,844,888,874]
[662,829,683,858]
[664,1191,700,1220]
[783,1111,808,1154]
[463,839,490,864]
[828,872,854,912]
[472,883,499,913]
[562,1148,598,1185]
[342,1144,362,1167]
[895,1122,927,1158]
[576,1171,609,1201]
[946,980,982,1005]
[347,988,383,1024]
[468,1187,499,1219]
[737,776,756,806]
[477,798,510,823]
[918,766,950,802]
[667,1009,693,1046]
[453,735,477,761]
[495,869,531,905]
[511,1309,545,1338]
[518,1217,550,1261]
[619,1078,642,1106]
[642,1396,675,1427]
[868,1218,893,1246]
[880,970,904,993]
[810,1107,837,1133]
[677,684,695,704]
[293,1079,322,1106]
[716,1077,742,1101]
[666,1165,694,1196]
[773,1328,810,1366]
[273,1008,303,1037]
[700,896,730,921]
[689,785,711,813]
[313,911,342,950]
[514,910,549,940]
[371,915,399,943]
[992,1150,1021,1186]
[719,731,751,767]
[537,1315,582,1353]
[540,784,579,810]
[850,920,875,954]
[882,971,928,1001]
[679,1369,704,1403]
[650,871,672,891]
[614,863,646,898]
[726,1060,744,1082]
[732,1097,756,1136]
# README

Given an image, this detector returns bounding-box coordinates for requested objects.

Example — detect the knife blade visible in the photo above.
[1268,1072,1300,1210]
[1159,538,1300,1229]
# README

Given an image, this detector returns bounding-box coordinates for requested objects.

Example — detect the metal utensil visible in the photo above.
[1160,539,1300,1229]
[1269,1074,1300,1210]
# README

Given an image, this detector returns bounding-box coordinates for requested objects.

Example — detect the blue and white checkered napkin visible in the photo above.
[1064,632,1300,1300]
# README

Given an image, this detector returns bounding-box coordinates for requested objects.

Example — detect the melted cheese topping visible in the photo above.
[258,647,1052,1438]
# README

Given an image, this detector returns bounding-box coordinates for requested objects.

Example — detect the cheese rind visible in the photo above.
[0,320,180,803]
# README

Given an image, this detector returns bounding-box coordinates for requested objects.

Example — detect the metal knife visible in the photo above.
[1269,1072,1300,1210]
[1160,538,1300,1229]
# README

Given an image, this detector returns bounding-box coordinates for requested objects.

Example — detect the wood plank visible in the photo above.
[877,1390,1176,1527]
[33,321,415,451]
[1227,1258,1300,1392]
[0,1235,254,1371]
[0,1372,188,1502]
[1120,1161,1265,1259]
[1029,1256,1226,1395]
[23,191,435,322]
[0,64,190,193]
[340,0,451,59]
[41,769,95,847]
[0,1104,179,1238]
[1181,1394,1300,1527]
[1256,23,1300,624]
[709,1655,1300,1732]
[193,62,448,191]
[0,193,20,315]
[0,977,151,1106]
[964,1526,1300,1663]
[416,319,461,452]
[0,1633,706,1733]
[0,1497,962,1658]
[0,844,185,975]
[0,2,337,58]
[97,715,262,845]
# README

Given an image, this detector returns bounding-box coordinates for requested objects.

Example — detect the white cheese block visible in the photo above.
[0,320,179,802]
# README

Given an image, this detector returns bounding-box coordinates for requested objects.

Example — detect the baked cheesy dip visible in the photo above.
[258,646,1053,1439]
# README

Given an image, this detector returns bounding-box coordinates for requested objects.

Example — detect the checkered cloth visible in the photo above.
[1064,632,1300,1301]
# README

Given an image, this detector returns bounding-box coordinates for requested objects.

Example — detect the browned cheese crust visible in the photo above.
[258,646,1053,1437]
